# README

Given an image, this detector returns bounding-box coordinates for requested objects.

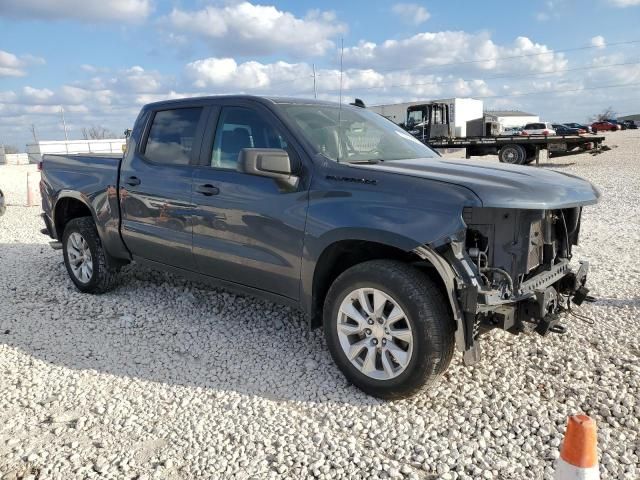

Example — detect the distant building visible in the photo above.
[370,98,484,137]
[485,110,539,128]
[26,139,126,163]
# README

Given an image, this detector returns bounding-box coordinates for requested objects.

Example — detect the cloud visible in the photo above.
[535,0,562,21]
[3,23,639,150]
[0,50,45,77]
[0,0,153,22]
[343,32,567,75]
[392,3,430,25]
[183,56,494,102]
[583,53,640,87]
[591,35,606,48]
[115,66,171,93]
[163,2,346,57]
[0,64,178,143]
[74,65,173,94]
[609,0,640,6]
[185,58,310,90]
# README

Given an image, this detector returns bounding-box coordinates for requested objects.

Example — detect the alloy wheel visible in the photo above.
[66,232,93,283]
[336,288,414,380]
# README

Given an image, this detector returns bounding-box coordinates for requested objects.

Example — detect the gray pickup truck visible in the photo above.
[41,96,599,398]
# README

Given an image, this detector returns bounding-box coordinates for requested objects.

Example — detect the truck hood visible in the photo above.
[355,158,600,209]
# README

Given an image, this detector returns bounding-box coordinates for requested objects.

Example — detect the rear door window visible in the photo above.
[144,107,203,165]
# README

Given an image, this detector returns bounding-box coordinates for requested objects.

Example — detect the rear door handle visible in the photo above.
[125,176,141,186]
[195,184,220,196]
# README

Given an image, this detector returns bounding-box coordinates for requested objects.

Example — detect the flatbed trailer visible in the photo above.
[417,134,606,165]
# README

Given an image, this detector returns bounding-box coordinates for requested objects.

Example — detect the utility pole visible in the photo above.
[31,124,38,143]
[312,63,317,99]
[60,106,69,141]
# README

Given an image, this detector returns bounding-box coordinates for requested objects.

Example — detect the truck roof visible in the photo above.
[142,95,340,110]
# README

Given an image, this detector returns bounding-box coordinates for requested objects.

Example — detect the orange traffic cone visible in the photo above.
[554,414,600,479]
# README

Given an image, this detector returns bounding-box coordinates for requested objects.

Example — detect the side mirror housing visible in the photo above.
[238,148,295,179]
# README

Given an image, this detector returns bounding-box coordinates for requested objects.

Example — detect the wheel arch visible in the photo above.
[53,192,96,239]
[304,233,461,337]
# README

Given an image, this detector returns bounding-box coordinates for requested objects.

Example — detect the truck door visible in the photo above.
[190,103,309,300]
[120,105,207,270]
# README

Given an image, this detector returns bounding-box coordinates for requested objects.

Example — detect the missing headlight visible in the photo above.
[527,219,544,272]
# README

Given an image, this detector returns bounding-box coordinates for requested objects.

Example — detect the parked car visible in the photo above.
[591,121,618,133]
[564,122,592,133]
[500,127,523,136]
[603,119,624,130]
[621,120,638,130]
[552,124,584,135]
[0,189,5,216]
[521,122,556,135]
[40,95,599,399]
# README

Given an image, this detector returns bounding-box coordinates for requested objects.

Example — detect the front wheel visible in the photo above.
[323,260,455,399]
[62,217,118,293]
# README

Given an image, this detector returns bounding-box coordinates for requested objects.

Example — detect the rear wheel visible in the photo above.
[62,217,118,293]
[323,260,455,399]
[499,144,525,164]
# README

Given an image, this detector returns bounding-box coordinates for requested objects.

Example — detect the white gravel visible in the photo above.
[1,132,639,479]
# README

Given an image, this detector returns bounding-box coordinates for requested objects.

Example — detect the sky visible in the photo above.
[1,0,640,149]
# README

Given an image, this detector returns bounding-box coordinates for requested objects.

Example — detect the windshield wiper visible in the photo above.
[346,159,383,164]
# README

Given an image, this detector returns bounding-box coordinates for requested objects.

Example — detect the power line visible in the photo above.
[318,38,640,77]
[326,59,640,94]
[227,38,640,92]
[474,81,640,100]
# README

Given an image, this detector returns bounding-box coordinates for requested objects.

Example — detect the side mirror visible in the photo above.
[237,148,295,179]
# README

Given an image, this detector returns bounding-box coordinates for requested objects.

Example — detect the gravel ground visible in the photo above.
[1,132,639,479]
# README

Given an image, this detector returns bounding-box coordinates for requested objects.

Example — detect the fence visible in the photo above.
[26,139,126,163]
[0,153,30,165]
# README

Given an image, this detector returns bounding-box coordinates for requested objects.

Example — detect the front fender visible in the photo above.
[299,161,479,324]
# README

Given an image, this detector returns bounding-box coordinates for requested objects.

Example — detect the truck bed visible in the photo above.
[40,153,126,260]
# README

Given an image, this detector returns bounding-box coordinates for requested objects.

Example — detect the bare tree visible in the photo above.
[81,126,118,140]
[591,106,617,122]
[2,145,19,154]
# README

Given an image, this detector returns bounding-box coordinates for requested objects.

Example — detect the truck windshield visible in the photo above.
[407,109,424,127]
[278,104,438,163]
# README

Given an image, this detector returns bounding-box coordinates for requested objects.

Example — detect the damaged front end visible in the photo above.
[415,206,591,365]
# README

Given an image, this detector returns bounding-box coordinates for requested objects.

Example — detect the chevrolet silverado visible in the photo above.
[40,96,599,398]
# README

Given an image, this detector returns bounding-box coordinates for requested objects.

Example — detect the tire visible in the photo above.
[498,144,525,164]
[62,216,118,293]
[323,260,455,399]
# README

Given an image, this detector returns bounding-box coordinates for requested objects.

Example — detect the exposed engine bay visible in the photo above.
[417,206,591,365]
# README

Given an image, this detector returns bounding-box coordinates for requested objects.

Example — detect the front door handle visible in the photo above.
[125,176,141,186]
[195,184,220,196]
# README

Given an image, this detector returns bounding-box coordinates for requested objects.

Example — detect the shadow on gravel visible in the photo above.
[537,162,577,168]
[0,243,381,406]
[594,297,640,308]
